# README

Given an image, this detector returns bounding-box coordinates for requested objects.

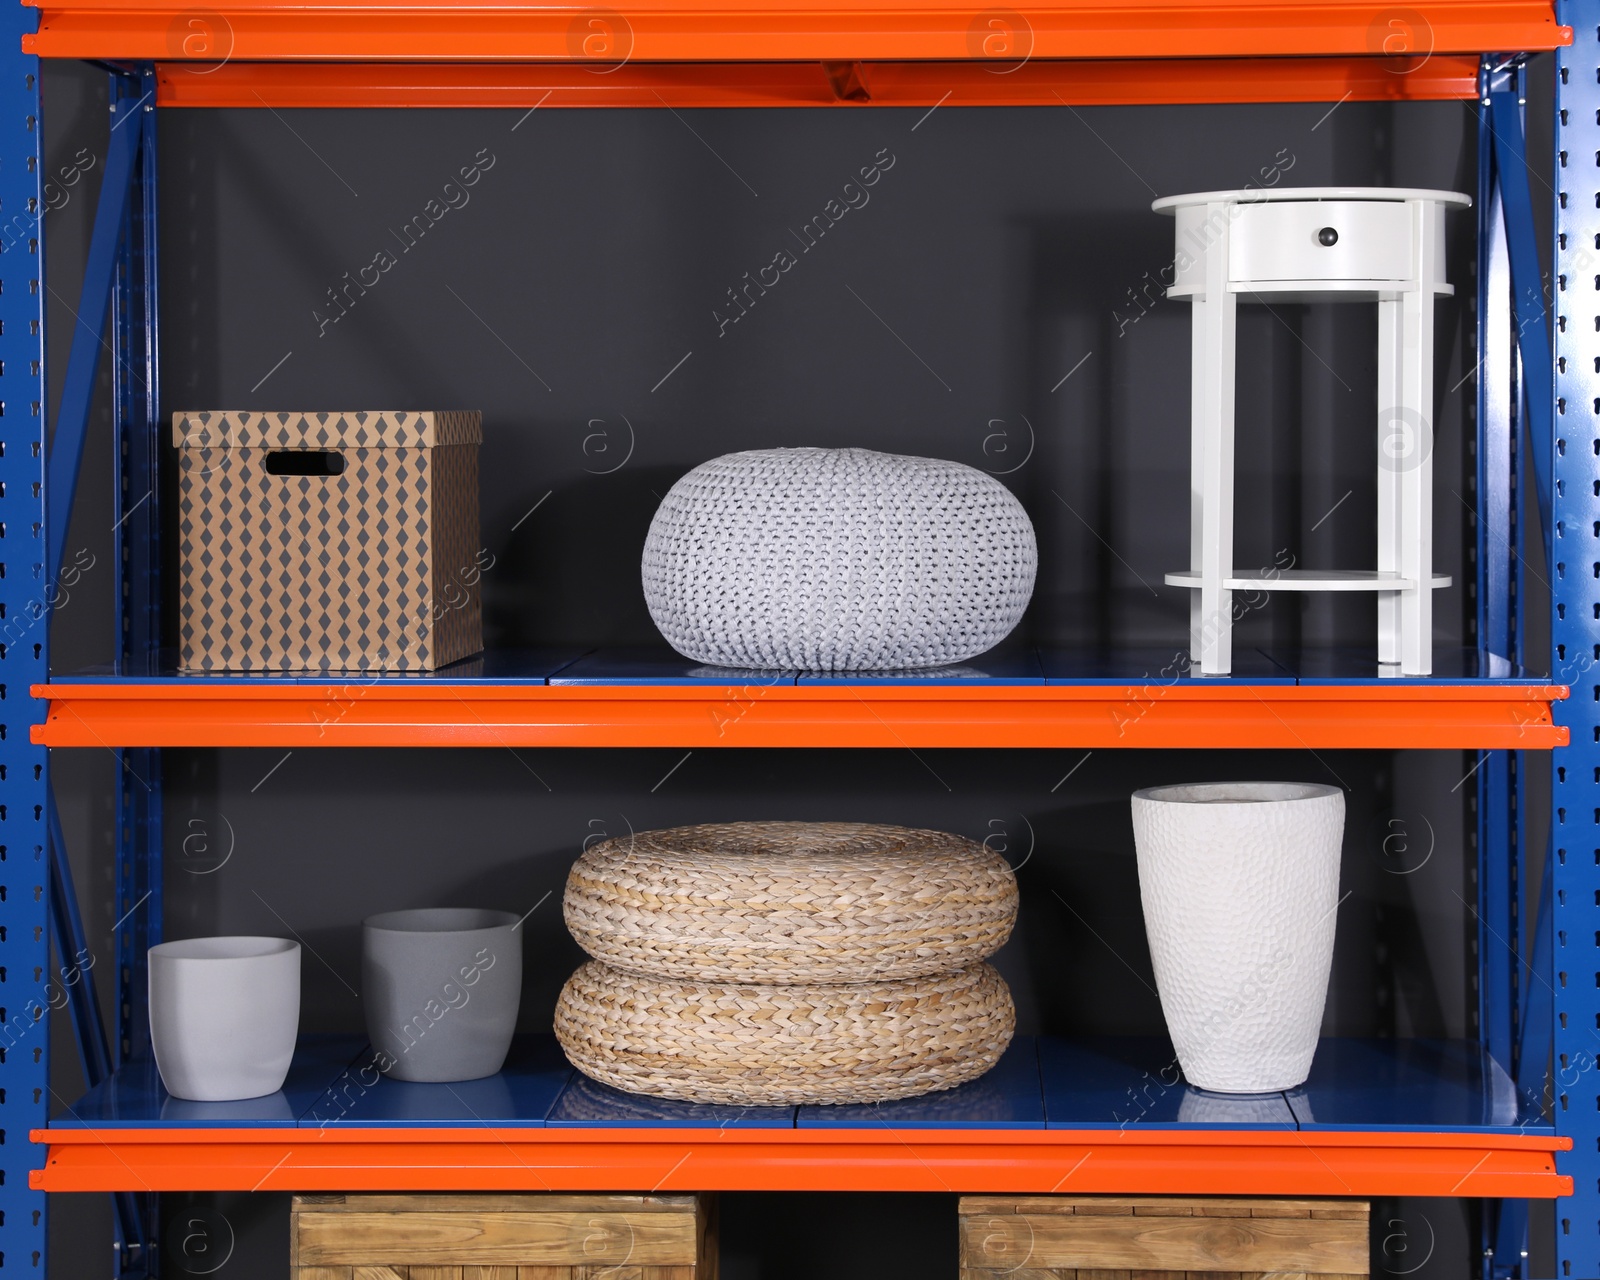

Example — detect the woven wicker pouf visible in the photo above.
[564,821,1018,984]
[554,959,1016,1106]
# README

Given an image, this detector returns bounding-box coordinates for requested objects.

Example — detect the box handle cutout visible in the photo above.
[265,450,346,477]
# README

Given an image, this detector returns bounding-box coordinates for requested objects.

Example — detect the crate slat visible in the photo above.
[294,1195,691,1214]
[959,1196,1368,1278]
[298,1211,697,1268]
[292,1194,712,1278]
[967,1216,1365,1274]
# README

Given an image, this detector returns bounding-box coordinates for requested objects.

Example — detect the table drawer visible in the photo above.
[1228,199,1413,283]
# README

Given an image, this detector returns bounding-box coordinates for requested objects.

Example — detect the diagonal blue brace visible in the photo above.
[46,789,109,1089]
[48,788,148,1269]
[1518,843,1553,1103]
[45,87,140,585]
[1487,72,1554,555]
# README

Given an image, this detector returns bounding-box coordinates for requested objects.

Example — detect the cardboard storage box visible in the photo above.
[175,410,483,671]
[290,1191,717,1278]
[959,1195,1368,1279]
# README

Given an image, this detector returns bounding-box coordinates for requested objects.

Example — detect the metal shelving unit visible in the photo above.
[1,1,1592,1276]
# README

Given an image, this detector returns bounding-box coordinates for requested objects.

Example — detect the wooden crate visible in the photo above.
[958,1195,1368,1280]
[290,1192,716,1279]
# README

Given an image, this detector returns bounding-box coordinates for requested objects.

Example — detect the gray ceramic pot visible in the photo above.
[362,908,522,1082]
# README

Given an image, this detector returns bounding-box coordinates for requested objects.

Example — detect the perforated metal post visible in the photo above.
[107,68,160,1076]
[0,2,55,1275]
[1551,5,1600,1276]
[109,67,160,1278]
[1478,57,1535,1280]
[1478,64,1522,1110]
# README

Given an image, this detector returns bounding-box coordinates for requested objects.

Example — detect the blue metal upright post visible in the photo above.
[109,67,161,1279]
[109,68,160,1068]
[0,0,57,1274]
[1551,5,1600,1277]
[1477,62,1527,1084]
[1478,76,1524,1064]
[1478,55,1554,1278]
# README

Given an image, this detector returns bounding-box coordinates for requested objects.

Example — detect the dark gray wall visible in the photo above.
[39,59,1519,1279]
[154,95,1480,657]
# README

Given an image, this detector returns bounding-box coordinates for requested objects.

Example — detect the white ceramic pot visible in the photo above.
[149,936,301,1102]
[1130,782,1344,1092]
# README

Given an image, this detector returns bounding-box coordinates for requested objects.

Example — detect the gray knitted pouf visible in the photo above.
[641,447,1037,671]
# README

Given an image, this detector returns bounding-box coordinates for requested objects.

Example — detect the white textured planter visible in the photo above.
[642,448,1037,670]
[1130,782,1344,1092]
[149,937,300,1102]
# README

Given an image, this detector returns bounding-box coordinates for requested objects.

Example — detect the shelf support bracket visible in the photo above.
[44,76,140,584]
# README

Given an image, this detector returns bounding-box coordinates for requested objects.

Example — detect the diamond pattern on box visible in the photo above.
[175,411,483,672]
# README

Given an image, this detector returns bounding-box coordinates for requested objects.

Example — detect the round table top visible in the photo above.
[1152,186,1472,214]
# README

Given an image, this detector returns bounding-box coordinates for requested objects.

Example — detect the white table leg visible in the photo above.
[1377,295,1402,665]
[1397,202,1435,675]
[1189,294,1206,666]
[1191,203,1236,675]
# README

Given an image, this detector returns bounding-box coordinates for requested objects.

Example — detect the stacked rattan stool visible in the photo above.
[555,821,1019,1106]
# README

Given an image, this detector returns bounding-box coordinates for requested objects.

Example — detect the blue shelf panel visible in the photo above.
[548,1071,795,1128]
[1039,647,1298,685]
[795,648,1045,686]
[52,1033,369,1128]
[796,1035,1044,1128]
[1287,1037,1544,1134]
[549,647,799,686]
[1040,1036,1296,1130]
[50,648,588,685]
[50,647,590,685]
[46,645,1552,691]
[305,1036,573,1129]
[1270,647,1540,686]
[1037,1036,1546,1135]
[49,1034,1542,1140]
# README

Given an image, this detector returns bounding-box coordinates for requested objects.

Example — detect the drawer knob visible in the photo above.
[1317,226,1339,247]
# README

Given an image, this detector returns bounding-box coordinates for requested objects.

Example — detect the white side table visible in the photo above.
[1153,186,1471,676]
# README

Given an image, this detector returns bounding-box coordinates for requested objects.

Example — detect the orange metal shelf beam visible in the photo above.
[23,1,1569,65]
[30,681,1570,749]
[153,54,1483,109]
[31,1126,1573,1197]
